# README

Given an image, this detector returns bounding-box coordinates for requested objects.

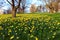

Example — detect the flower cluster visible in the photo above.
[0,14,60,40]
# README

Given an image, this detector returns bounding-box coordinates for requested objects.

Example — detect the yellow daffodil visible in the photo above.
[57,22,60,25]
[0,26,3,30]
[8,29,12,33]
[30,26,34,32]
[10,35,14,40]
[35,37,38,40]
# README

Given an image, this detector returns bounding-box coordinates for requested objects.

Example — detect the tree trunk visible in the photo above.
[12,7,16,18]
[12,9,16,18]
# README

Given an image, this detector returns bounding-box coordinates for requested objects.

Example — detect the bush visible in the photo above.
[0,14,60,40]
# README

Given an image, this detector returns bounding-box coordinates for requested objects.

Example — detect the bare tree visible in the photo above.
[44,0,60,13]
[21,0,26,12]
[30,4,37,13]
[6,0,22,18]
[17,0,26,13]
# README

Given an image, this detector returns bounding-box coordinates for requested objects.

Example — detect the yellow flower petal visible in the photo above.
[35,37,38,40]
[10,35,14,40]
[0,26,3,30]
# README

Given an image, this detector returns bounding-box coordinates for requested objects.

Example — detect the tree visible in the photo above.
[44,0,60,13]
[21,0,26,12]
[30,4,37,13]
[17,0,26,13]
[37,6,43,12]
[58,2,60,12]
[6,0,22,18]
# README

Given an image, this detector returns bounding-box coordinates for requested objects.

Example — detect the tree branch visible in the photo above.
[16,0,21,9]
[11,0,15,7]
[6,0,12,5]
[15,0,18,3]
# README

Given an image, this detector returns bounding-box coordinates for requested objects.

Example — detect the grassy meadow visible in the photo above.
[0,13,60,40]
